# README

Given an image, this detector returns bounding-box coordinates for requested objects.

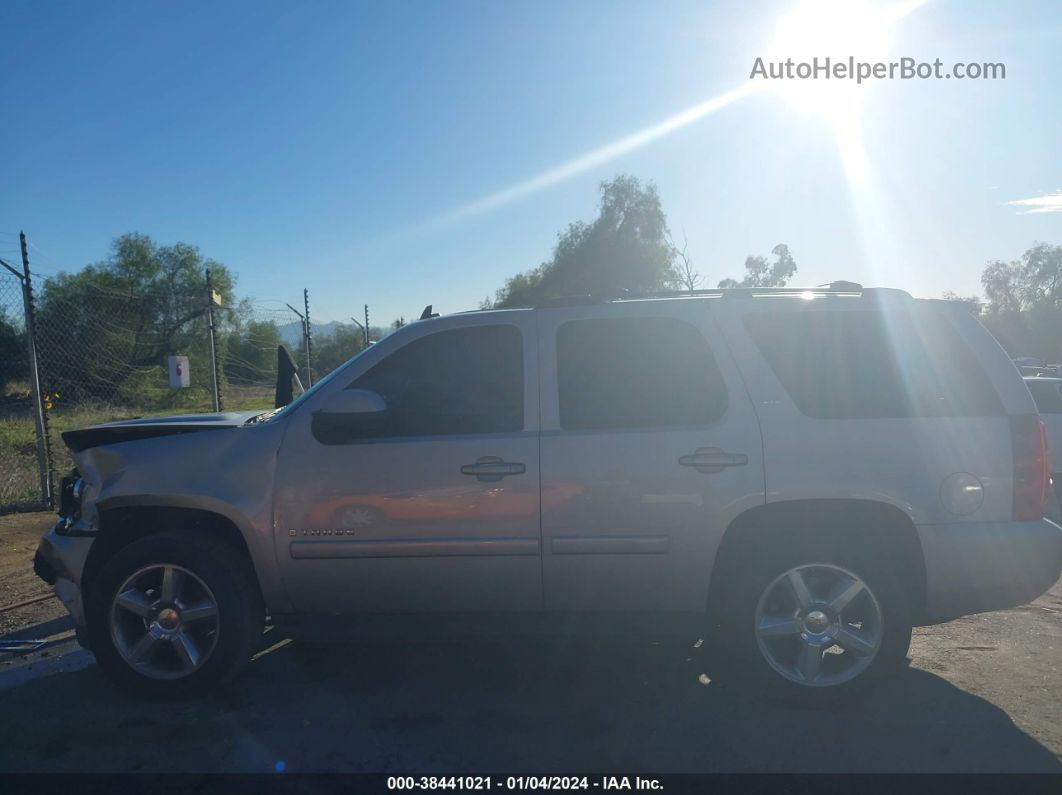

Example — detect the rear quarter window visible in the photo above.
[744,309,1003,419]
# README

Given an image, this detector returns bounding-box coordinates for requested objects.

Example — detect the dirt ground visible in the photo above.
[1,511,1059,773]
[0,512,63,637]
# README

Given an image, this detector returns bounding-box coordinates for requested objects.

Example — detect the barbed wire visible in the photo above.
[1,261,319,509]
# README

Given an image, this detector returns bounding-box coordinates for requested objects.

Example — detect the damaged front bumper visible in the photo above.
[33,522,96,648]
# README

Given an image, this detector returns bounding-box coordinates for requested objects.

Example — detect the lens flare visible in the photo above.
[417,82,764,231]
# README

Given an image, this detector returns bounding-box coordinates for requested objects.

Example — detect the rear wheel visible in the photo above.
[87,532,264,697]
[706,536,912,703]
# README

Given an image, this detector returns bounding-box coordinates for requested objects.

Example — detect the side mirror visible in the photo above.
[311,389,389,444]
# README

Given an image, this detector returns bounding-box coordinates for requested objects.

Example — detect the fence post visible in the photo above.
[303,288,313,387]
[19,232,54,508]
[206,269,223,412]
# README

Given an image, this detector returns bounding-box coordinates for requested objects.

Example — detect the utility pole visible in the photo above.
[349,317,365,349]
[303,288,313,386]
[364,303,370,347]
[18,232,53,507]
[206,269,223,412]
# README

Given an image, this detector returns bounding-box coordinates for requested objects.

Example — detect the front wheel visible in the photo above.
[707,541,912,703]
[87,532,264,697]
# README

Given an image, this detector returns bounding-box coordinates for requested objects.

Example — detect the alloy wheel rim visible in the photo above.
[109,563,220,680]
[754,562,884,688]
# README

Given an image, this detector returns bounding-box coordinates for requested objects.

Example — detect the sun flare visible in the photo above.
[403,0,929,235]
[768,0,893,117]
[766,0,928,179]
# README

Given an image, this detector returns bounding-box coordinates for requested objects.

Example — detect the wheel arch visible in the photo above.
[84,498,284,613]
[709,499,928,623]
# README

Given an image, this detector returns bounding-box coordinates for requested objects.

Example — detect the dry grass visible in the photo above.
[0,385,275,508]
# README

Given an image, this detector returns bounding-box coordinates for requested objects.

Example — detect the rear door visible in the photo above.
[537,300,765,612]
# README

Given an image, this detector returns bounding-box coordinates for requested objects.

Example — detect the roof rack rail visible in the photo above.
[534,282,866,308]
[535,294,612,308]
[821,280,864,291]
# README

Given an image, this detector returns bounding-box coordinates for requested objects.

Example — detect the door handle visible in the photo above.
[461,456,526,482]
[679,447,748,474]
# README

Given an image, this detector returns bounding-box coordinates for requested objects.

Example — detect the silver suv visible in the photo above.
[34,283,1062,700]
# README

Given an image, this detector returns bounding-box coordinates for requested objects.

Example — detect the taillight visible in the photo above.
[1011,414,1049,521]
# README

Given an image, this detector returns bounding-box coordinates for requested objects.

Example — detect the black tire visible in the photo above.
[86,531,264,698]
[705,532,912,704]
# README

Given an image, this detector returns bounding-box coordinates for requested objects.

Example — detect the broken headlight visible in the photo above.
[57,470,83,530]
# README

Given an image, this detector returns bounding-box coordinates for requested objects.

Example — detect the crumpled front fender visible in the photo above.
[71,418,292,614]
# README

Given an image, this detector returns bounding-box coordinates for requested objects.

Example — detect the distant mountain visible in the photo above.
[277,320,344,348]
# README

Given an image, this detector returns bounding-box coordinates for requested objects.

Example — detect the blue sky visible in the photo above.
[1,0,1060,324]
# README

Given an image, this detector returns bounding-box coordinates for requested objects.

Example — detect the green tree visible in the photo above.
[717,244,797,288]
[669,230,704,294]
[0,308,27,394]
[981,243,1062,314]
[978,242,1062,361]
[310,323,367,376]
[982,260,1023,315]
[1017,242,1062,307]
[941,291,983,315]
[494,175,678,307]
[225,317,282,385]
[35,233,236,401]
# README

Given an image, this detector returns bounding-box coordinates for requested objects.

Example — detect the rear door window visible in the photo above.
[556,316,728,430]
[744,310,1003,418]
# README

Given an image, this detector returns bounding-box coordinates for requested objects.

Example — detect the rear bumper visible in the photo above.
[917,518,1062,623]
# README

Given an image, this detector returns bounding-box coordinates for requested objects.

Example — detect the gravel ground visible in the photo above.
[0,511,1059,773]
[0,513,60,638]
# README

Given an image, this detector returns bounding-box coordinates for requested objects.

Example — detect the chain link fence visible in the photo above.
[0,228,384,513]
[0,253,334,512]
[0,262,40,510]
[223,302,308,405]
[31,278,315,504]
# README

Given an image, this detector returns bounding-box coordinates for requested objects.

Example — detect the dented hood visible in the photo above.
[62,411,264,453]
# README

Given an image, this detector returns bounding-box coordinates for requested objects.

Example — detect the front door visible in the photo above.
[273,316,541,613]
[537,301,765,613]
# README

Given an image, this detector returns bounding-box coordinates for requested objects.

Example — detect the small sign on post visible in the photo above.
[168,355,191,388]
